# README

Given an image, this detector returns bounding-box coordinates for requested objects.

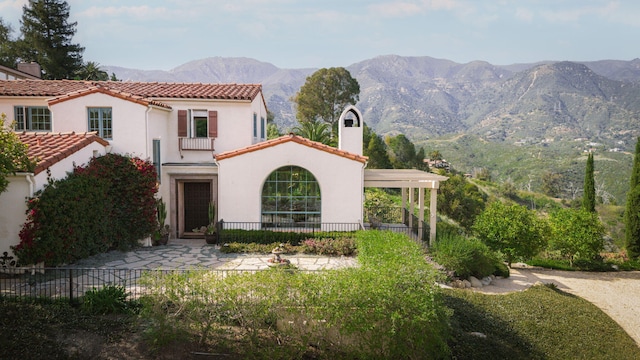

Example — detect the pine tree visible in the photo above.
[18,0,84,79]
[582,152,596,212]
[365,134,392,169]
[0,18,19,67]
[625,138,640,258]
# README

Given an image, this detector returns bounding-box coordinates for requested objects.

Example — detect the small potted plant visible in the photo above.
[193,201,218,245]
[153,198,170,246]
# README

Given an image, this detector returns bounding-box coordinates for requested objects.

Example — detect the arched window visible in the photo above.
[261,166,321,228]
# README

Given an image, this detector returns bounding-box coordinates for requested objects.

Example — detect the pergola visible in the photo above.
[363,169,449,246]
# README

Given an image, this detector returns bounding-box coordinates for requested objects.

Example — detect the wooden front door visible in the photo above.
[183,182,211,233]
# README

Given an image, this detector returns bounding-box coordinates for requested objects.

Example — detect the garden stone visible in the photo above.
[462,279,471,288]
[469,276,483,288]
[469,332,487,339]
[481,276,493,286]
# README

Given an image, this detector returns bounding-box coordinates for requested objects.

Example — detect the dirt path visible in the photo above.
[474,267,640,346]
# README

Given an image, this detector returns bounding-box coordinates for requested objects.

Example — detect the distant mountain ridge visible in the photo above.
[105,55,640,147]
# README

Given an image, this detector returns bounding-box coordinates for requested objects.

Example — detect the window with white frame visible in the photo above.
[192,110,208,138]
[14,106,51,131]
[260,116,265,139]
[88,107,112,139]
[177,109,218,139]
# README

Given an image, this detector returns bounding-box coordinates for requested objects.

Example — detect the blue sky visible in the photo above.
[1,0,639,70]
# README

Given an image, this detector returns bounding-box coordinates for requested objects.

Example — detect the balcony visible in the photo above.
[179,137,215,151]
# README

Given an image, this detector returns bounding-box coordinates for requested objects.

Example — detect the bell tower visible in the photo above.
[338,105,363,156]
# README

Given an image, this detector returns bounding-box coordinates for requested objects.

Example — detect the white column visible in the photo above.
[408,187,414,230]
[429,187,437,246]
[401,188,407,224]
[418,187,425,241]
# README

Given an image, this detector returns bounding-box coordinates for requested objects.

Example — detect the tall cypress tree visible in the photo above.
[582,152,596,212]
[18,0,84,79]
[625,138,640,258]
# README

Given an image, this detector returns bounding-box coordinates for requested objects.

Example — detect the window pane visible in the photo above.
[261,166,321,227]
[195,116,208,137]
[253,113,257,137]
[14,107,25,130]
[29,107,51,131]
[102,108,112,139]
[88,107,112,139]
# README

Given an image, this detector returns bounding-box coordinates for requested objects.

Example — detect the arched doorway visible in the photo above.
[261,166,321,228]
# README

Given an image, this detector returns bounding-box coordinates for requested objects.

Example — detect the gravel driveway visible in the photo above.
[475,267,640,346]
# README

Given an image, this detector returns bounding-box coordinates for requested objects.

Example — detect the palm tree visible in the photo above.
[292,119,335,146]
[78,61,108,80]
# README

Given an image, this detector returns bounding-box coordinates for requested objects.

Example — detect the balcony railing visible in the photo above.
[179,137,215,151]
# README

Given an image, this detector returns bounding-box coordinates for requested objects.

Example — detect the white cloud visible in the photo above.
[368,0,461,18]
[79,5,172,20]
[515,7,534,23]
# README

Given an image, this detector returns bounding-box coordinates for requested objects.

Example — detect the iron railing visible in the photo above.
[0,268,265,302]
[217,221,363,243]
[179,137,215,151]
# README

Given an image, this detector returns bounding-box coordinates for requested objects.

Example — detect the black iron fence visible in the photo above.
[217,221,362,244]
[0,268,264,303]
[402,208,430,241]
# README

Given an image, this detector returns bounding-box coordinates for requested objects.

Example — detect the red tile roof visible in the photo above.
[47,86,171,109]
[0,80,264,109]
[215,133,368,163]
[17,132,109,175]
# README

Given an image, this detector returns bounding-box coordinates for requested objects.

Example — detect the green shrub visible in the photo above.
[432,232,504,279]
[473,201,548,266]
[548,208,606,267]
[219,228,355,246]
[141,231,451,359]
[82,285,139,315]
[218,242,281,254]
[12,154,157,266]
[301,237,356,256]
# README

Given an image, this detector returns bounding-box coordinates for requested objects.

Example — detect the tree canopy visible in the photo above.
[365,131,392,169]
[292,67,360,128]
[0,113,34,194]
[625,137,640,258]
[292,118,334,146]
[0,18,19,68]
[16,0,84,79]
[582,152,596,212]
[472,201,548,266]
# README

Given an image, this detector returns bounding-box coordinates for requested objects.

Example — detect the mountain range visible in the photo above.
[105,56,640,203]
[106,55,640,150]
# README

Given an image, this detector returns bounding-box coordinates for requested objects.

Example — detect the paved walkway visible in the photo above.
[67,238,358,271]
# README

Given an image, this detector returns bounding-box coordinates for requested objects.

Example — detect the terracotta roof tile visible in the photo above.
[0,80,263,108]
[47,86,172,109]
[215,133,368,163]
[17,131,109,175]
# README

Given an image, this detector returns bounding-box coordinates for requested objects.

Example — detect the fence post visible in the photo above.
[216,219,224,244]
[69,268,74,305]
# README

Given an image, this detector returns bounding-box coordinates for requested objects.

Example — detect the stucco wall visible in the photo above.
[50,93,150,157]
[217,141,364,225]
[161,98,266,164]
[0,97,48,123]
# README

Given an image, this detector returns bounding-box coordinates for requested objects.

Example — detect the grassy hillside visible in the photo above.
[420,134,633,205]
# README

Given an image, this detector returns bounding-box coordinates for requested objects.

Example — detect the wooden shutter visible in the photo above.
[208,110,218,138]
[178,110,187,137]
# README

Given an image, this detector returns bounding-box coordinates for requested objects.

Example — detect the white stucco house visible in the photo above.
[0,79,446,263]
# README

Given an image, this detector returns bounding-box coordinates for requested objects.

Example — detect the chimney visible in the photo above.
[17,62,42,78]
